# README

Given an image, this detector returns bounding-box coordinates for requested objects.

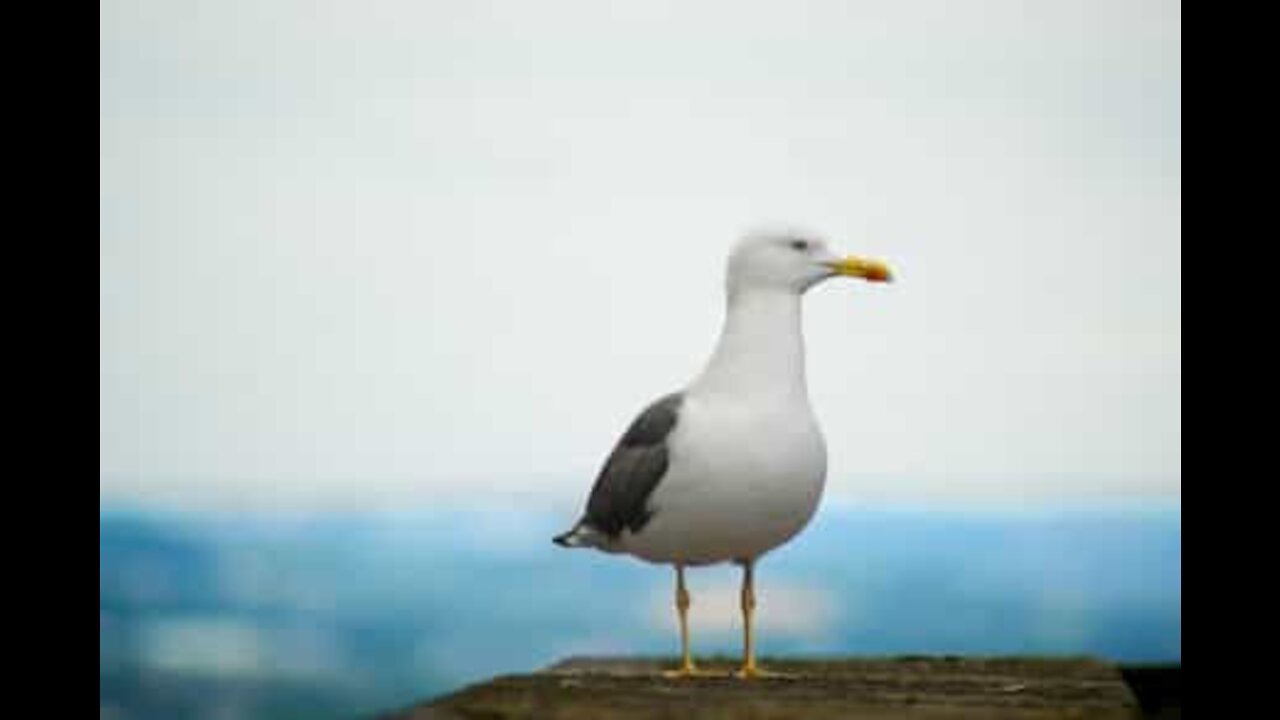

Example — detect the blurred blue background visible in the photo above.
[100,501,1180,720]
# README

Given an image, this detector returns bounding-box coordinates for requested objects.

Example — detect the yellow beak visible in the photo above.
[828,255,893,283]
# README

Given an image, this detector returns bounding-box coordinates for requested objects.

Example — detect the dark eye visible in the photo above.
[789,239,809,251]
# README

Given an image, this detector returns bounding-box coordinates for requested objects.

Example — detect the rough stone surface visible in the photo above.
[380,656,1148,720]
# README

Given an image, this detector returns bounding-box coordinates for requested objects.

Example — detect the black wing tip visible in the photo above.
[554,523,589,547]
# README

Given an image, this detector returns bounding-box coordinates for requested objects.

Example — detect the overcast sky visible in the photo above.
[100,0,1180,510]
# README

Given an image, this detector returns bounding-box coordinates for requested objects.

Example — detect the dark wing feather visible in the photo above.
[582,392,683,537]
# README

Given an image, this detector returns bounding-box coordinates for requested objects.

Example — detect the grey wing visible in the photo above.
[581,392,684,537]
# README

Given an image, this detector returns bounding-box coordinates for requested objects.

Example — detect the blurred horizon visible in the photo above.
[100,498,1180,720]
[99,470,1182,515]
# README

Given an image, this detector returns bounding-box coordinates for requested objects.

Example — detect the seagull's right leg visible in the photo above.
[734,558,792,679]
[663,563,711,678]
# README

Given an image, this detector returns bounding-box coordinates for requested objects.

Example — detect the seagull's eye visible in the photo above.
[789,239,809,252]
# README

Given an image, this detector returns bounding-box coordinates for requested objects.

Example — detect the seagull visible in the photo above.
[553,228,892,678]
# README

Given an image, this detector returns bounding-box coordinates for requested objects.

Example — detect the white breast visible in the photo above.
[616,278,831,565]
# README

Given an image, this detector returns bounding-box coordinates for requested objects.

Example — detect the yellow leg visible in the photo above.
[735,559,792,679]
[737,559,760,677]
[663,564,697,677]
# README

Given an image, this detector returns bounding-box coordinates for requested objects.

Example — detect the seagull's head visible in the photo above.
[727,227,893,297]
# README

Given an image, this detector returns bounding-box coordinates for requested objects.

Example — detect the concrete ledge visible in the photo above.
[381,656,1154,719]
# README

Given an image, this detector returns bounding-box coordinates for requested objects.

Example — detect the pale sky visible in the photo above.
[100,0,1181,510]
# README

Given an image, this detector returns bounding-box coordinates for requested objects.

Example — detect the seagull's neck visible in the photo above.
[691,288,810,404]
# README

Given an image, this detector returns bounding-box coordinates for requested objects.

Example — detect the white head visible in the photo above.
[726,227,892,298]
